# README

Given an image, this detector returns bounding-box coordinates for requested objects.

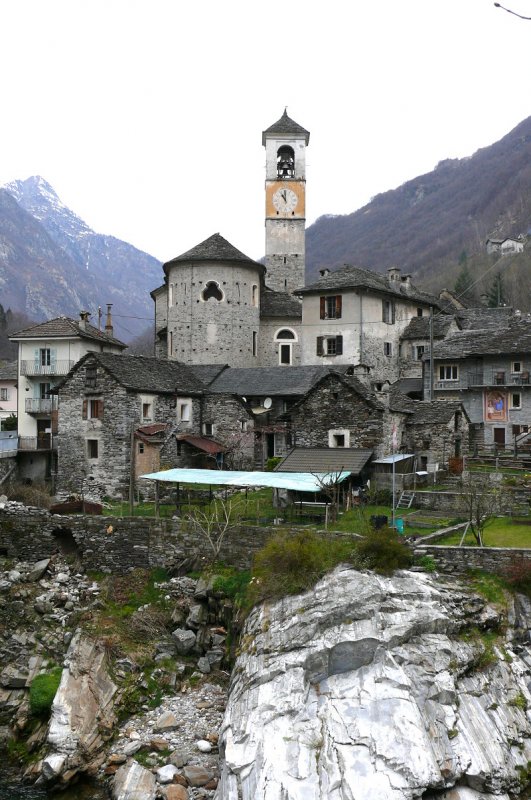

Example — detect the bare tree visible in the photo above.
[184,494,245,562]
[458,474,501,546]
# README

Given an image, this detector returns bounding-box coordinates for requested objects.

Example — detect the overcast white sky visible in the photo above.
[1,0,530,265]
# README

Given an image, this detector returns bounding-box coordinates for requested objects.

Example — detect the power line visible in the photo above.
[494,2,531,20]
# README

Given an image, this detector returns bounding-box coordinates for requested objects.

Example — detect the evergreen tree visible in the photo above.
[454,264,476,305]
[487,272,506,307]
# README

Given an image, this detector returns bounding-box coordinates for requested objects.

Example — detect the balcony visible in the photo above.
[434,369,531,391]
[20,360,74,377]
[0,433,18,457]
[18,435,55,451]
[25,397,58,415]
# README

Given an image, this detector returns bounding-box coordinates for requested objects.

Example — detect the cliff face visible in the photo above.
[216,568,531,800]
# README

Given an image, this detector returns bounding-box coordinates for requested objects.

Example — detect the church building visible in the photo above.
[152,110,309,368]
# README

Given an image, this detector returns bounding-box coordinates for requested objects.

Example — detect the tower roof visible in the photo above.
[262,109,310,146]
[163,233,265,274]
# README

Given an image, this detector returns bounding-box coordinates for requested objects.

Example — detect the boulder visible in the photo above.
[112,759,157,800]
[42,630,118,782]
[215,567,531,800]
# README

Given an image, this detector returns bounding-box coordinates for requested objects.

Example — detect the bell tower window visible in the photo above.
[277,146,295,179]
[202,281,223,301]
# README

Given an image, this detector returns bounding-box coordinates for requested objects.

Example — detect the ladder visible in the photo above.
[396,491,415,509]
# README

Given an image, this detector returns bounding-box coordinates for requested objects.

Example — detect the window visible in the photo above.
[87,439,99,459]
[279,344,291,365]
[202,281,223,302]
[40,348,51,366]
[414,345,425,360]
[85,364,97,388]
[382,300,395,324]
[142,402,152,421]
[169,284,173,306]
[251,285,258,307]
[275,328,297,366]
[417,308,423,317]
[512,361,522,373]
[169,331,173,356]
[138,442,145,454]
[0,388,7,401]
[82,399,103,419]
[511,392,522,409]
[39,383,51,399]
[252,331,258,357]
[178,401,191,423]
[384,342,392,357]
[316,336,343,356]
[328,429,350,448]
[203,422,214,436]
[320,295,342,319]
[439,364,458,381]
[240,420,248,432]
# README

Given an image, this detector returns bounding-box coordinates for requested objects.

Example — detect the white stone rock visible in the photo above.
[196,739,212,753]
[156,763,179,783]
[215,567,531,800]
[112,759,157,800]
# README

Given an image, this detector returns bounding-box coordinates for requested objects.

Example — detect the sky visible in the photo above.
[1,0,531,266]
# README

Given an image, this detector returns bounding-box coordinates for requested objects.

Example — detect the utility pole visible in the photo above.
[429,306,434,401]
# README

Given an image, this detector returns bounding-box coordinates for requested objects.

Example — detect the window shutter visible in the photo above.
[336,296,342,318]
[320,297,326,319]
[391,303,396,324]
[316,336,324,356]
[96,400,103,419]
[336,335,343,355]
[82,400,88,420]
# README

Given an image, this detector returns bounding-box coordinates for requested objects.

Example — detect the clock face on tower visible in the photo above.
[272,187,298,214]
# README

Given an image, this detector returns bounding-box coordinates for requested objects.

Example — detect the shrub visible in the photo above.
[29,667,62,717]
[265,456,282,472]
[417,554,437,572]
[248,531,354,605]
[212,568,251,603]
[506,562,531,599]
[353,527,412,575]
[7,482,51,509]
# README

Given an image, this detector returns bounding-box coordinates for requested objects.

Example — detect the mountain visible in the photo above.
[306,116,531,310]
[0,177,161,342]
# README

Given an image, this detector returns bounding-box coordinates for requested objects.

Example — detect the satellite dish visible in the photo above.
[263,397,272,409]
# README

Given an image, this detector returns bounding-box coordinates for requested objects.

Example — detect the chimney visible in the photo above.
[387,267,401,283]
[105,304,114,337]
[79,310,90,330]
[400,274,412,289]
[319,268,330,277]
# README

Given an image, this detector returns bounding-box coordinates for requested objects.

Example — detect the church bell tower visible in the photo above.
[263,110,310,295]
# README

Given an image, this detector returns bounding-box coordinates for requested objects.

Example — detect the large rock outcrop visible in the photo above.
[41,630,118,782]
[216,567,531,799]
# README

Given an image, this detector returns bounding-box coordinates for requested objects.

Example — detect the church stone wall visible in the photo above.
[167,261,262,367]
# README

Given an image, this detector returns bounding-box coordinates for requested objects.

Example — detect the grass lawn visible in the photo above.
[435,517,531,547]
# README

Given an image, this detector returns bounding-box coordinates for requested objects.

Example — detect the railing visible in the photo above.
[25,397,58,414]
[18,435,54,451]
[435,370,531,391]
[20,360,74,377]
[0,434,18,455]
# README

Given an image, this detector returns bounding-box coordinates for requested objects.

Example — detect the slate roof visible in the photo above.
[400,315,454,340]
[163,233,264,274]
[432,319,531,359]
[0,361,17,381]
[58,353,205,395]
[392,377,423,398]
[295,265,441,307]
[455,307,515,331]
[260,286,302,318]
[406,400,469,426]
[188,364,229,386]
[276,447,373,475]
[262,109,310,145]
[9,317,127,349]
[208,365,350,397]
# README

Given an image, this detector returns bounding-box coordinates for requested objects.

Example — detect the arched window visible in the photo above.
[277,146,295,179]
[274,328,298,365]
[201,281,223,302]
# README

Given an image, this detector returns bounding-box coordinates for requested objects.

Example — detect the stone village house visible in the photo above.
[54,353,254,500]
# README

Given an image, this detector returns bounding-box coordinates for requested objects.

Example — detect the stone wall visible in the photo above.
[288,373,384,451]
[413,487,531,515]
[414,544,531,577]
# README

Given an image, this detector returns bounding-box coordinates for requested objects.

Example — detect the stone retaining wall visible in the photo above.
[414,544,531,577]
[414,488,531,515]
[1,506,529,579]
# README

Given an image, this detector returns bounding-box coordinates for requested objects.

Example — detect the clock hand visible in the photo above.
[282,190,287,202]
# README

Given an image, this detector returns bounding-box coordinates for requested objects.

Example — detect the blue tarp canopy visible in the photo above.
[139,468,351,493]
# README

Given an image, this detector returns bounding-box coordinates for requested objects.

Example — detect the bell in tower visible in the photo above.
[277,145,295,179]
